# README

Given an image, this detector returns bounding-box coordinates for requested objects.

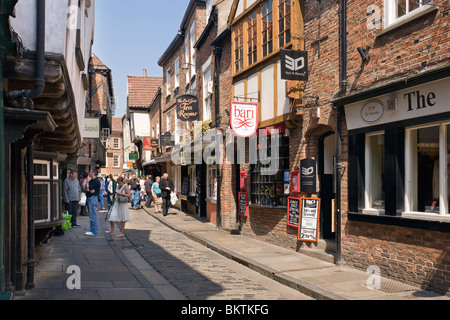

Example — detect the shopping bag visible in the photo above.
[170,192,178,206]
[79,192,86,206]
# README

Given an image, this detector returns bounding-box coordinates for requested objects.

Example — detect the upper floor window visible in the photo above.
[385,0,435,28]
[174,58,180,90]
[248,11,258,66]
[113,137,120,150]
[234,24,244,73]
[262,0,273,57]
[166,69,171,97]
[278,0,291,48]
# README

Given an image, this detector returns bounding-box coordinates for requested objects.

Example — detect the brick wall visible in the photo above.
[340,0,450,295]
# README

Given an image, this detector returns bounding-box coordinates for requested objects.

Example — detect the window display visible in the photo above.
[365,132,385,211]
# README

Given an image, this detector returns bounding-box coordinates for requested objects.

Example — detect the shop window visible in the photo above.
[406,123,449,215]
[251,131,289,208]
[364,132,385,212]
[188,166,196,196]
[34,160,60,224]
[261,0,273,57]
[207,165,217,201]
[278,0,291,48]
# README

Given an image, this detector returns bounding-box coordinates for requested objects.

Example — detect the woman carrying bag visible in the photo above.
[106,177,131,238]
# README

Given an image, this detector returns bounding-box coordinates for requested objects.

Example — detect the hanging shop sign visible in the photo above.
[176,94,199,122]
[83,118,100,139]
[161,132,174,147]
[230,101,259,138]
[300,158,317,193]
[129,152,139,161]
[143,137,153,151]
[298,198,321,243]
[150,139,159,148]
[239,192,249,217]
[280,49,309,81]
[287,197,300,228]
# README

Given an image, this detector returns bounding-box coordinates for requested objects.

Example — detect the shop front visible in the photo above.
[341,71,450,295]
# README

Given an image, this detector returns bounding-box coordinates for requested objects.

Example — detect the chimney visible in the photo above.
[143,69,147,77]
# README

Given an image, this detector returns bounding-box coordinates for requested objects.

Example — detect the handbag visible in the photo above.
[117,186,129,203]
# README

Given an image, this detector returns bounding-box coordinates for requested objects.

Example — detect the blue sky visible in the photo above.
[92,0,190,117]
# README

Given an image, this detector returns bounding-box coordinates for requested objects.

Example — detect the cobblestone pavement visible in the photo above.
[123,208,312,300]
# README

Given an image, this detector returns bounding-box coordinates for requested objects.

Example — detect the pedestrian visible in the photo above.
[85,169,101,236]
[129,174,140,209]
[105,177,110,206]
[151,176,162,213]
[159,172,174,216]
[139,175,146,206]
[79,172,89,216]
[63,170,81,227]
[106,177,131,238]
[145,175,154,208]
[98,174,106,210]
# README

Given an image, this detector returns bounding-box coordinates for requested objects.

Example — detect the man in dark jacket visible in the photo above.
[144,175,154,208]
[159,172,174,216]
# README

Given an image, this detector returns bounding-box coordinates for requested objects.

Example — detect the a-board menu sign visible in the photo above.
[298,198,321,242]
[287,197,300,227]
[239,192,248,216]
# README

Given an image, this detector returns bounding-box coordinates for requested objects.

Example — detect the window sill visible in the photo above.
[348,211,450,233]
[377,6,439,37]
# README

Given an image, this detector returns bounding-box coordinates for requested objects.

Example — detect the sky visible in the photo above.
[92,0,191,118]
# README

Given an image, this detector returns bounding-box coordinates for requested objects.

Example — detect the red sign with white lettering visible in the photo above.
[230,101,259,138]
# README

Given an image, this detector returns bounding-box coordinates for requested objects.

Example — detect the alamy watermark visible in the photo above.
[66,265,81,290]
[366,265,382,290]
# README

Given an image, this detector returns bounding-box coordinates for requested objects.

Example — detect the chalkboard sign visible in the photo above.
[298,198,321,243]
[287,197,300,227]
[239,192,248,217]
[181,176,189,196]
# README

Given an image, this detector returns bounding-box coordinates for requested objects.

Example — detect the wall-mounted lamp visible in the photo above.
[357,46,371,62]
[181,63,196,74]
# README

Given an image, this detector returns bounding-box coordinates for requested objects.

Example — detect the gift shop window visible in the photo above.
[364,132,386,213]
[250,130,290,208]
[405,123,450,216]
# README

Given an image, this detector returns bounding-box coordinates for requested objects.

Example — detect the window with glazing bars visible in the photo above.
[248,11,257,66]
[279,0,291,48]
[262,0,273,57]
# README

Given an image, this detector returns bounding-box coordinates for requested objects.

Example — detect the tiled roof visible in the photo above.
[112,117,123,133]
[127,75,163,108]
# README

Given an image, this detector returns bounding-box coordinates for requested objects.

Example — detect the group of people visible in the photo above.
[63,170,175,238]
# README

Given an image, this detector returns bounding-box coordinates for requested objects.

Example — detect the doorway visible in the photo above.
[319,132,336,240]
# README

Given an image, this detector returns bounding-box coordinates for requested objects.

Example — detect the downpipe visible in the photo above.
[333,0,348,266]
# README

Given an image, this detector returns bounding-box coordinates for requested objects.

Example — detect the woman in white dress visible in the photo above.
[106,177,131,237]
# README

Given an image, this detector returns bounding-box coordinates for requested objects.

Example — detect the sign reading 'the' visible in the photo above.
[230,101,259,138]
[280,49,309,81]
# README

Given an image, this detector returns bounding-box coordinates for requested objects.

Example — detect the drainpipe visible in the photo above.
[213,44,222,229]
[333,0,348,266]
[26,145,35,289]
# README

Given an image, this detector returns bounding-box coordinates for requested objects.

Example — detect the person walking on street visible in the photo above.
[106,177,131,238]
[159,172,174,216]
[145,175,154,208]
[85,169,101,236]
[151,176,162,213]
[63,170,81,227]
[129,174,140,209]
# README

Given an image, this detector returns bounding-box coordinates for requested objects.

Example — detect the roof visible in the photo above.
[112,117,123,133]
[127,75,163,109]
